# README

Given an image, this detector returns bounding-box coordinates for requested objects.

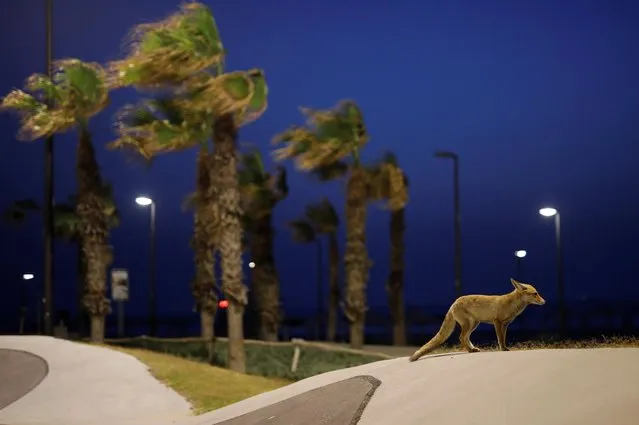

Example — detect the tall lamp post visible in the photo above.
[434,150,462,298]
[136,196,157,336]
[20,273,35,334]
[43,0,55,337]
[514,250,527,280]
[538,207,565,333]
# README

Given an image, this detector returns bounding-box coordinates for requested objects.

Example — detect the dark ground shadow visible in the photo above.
[0,349,49,410]
[216,375,381,425]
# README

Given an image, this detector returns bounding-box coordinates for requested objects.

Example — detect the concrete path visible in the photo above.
[185,348,639,425]
[1,336,638,425]
[215,375,380,425]
[0,349,48,409]
[0,336,192,425]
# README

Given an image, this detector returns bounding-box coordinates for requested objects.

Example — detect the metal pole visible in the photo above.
[149,202,157,336]
[117,301,125,338]
[36,297,42,335]
[555,213,565,333]
[515,257,523,280]
[19,279,26,335]
[43,0,55,336]
[452,157,462,298]
[316,239,323,340]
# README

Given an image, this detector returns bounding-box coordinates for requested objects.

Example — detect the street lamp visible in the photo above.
[20,273,35,334]
[538,206,565,333]
[248,261,256,269]
[434,150,463,298]
[514,250,526,280]
[42,0,55,338]
[136,196,157,336]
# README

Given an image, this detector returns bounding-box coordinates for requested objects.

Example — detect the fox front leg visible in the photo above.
[494,321,509,351]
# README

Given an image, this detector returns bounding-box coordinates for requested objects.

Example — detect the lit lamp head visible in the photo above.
[515,250,527,259]
[22,273,34,280]
[539,207,557,217]
[248,261,256,269]
[135,196,153,206]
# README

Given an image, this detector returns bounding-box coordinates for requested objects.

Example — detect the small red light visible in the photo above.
[218,300,229,309]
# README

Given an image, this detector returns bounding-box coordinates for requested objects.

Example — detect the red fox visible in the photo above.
[409,278,545,362]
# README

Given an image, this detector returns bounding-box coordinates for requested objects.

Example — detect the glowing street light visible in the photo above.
[135,196,153,206]
[22,273,35,280]
[248,261,256,269]
[514,250,527,258]
[513,250,526,280]
[539,207,557,217]
[135,195,157,336]
[538,205,565,332]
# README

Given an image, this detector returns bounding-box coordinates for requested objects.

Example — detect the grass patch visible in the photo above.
[105,345,290,414]
[108,337,386,381]
[426,335,639,354]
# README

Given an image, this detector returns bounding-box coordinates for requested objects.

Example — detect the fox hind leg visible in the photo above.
[494,321,510,351]
[459,319,480,353]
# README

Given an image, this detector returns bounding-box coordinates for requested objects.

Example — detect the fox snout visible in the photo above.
[535,295,546,305]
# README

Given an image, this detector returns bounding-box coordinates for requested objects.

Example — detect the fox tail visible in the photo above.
[408,309,456,362]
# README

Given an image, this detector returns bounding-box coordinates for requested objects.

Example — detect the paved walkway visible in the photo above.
[216,376,380,425]
[0,336,191,425]
[0,349,48,409]
[2,336,638,425]
[187,348,639,425]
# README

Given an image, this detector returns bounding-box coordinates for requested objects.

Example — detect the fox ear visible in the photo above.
[510,278,523,290]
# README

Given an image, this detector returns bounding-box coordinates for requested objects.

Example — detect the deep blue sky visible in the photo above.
[1,0,638,321]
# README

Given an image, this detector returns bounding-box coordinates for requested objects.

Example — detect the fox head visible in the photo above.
[510,278,546,306]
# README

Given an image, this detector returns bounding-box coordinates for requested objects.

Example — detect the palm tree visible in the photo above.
[4,184,119,338]
[109,3,268,372]
[274,100,408,348]
[291,199,341,341]
[367,153,409,346]
[184,149,219,363]
[238,149,288,341]
[1,59,113,342]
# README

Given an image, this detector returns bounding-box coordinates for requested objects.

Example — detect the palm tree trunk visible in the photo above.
[76,127,111,343]
[213,114,247,373]
[343,167,370,349]
[326,233,340,342]
[76,242,88,338]
[90,316,105,342]
[191,150,218,363]
[250,213,281,341]
[200,310,216,364]
[388,208,407,345]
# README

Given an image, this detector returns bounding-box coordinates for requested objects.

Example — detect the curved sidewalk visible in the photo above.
[0,336,192,425]
[1,336,638,425]
[0,348,48,410]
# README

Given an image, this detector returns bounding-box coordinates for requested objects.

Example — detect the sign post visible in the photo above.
[111,269,129,338]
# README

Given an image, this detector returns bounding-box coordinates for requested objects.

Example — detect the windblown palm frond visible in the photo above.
[109,95,212,158]
[4,182,119,240]
[0,59,109,140]
[366,151,409,211]
[109,2,226,89]
[110,69,268,158]
[272,100,368,170]
[287,219,316,244]
[239,150,288,219]
[179,69,268,126]
[3,199,40,225]
[311,160,350,182]
[305,198,339,234]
